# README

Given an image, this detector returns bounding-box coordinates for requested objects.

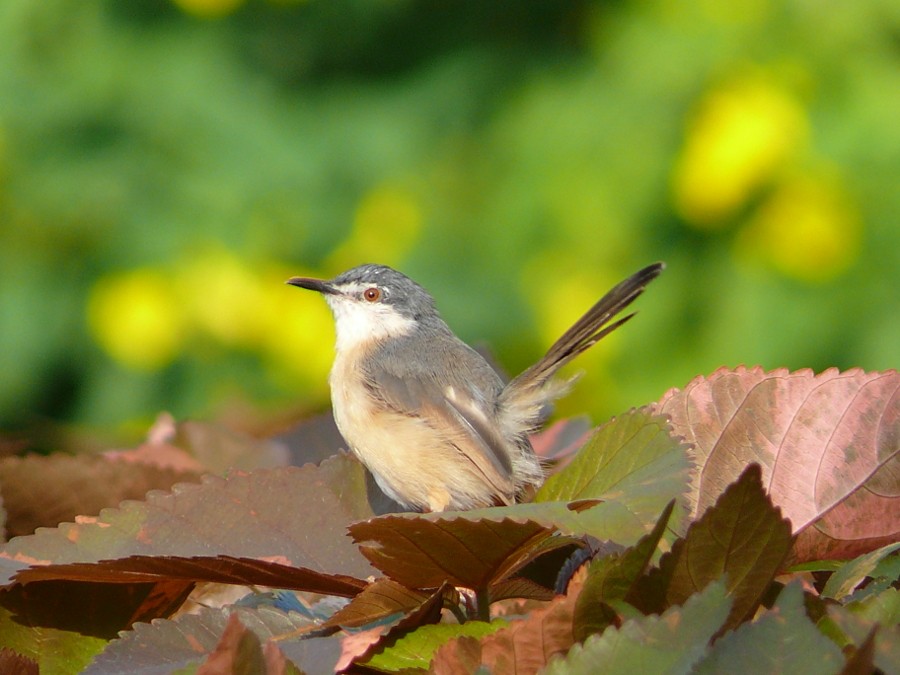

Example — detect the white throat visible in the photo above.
[326,295,416,353]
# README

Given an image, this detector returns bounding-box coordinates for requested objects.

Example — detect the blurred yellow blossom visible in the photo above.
[737,173,861,282]
[673,74,808,226]
[256,263,334,395]
[326,184,422,271]
[175,245,268,348]
[170,0,245,19]
[88,268,186,371]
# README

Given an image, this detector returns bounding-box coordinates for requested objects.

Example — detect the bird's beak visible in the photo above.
[286,276,341,295]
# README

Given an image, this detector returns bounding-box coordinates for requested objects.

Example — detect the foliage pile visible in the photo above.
[0,367,897,673]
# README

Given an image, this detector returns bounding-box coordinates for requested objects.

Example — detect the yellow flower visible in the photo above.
[175,246,268,348]
[673,75,808,226]
[738,173,861,282]
[326,184,422,271]
[88,268,186,371]
[169,0,245,19]
[257,264,334,394]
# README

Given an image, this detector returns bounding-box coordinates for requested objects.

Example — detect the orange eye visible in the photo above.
[363,287,381,302]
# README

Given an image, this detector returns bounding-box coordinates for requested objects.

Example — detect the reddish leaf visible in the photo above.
[432,570,585,675]
[322,579,447,629]
[349,515,564,593]
[528,417,593,463]
[0,453,201,538]
[173,420,291,473]
[14,555,367,597]
[196,613,303,675]
[656,367,899,561]
[0,454,376,584]
[82,606,341,675]
[656,464,793,631]
[0,648,38,675]
[1,577,195,638]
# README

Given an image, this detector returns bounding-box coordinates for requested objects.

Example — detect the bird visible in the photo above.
[287,262,664,512]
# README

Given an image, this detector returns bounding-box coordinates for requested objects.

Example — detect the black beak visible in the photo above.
[286,277,341,295]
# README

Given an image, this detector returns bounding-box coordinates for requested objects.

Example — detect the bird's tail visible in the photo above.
[499,262,664,440]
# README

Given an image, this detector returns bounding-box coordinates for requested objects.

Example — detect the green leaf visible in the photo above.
[363,621,505,672]
[659,464,793,631]
[821,542,900,600]
[0,603,107,675]
[542,579,731,675]
[536,409,691,530]
[693,581,844,675]
[573,500,675,641]
[826,590,900,675]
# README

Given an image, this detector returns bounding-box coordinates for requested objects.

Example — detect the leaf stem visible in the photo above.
[474,587,491,622]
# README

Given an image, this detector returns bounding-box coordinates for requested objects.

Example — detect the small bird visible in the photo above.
[287,262,663,512]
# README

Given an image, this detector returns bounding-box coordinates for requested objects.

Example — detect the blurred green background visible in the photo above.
[1,0,898,445]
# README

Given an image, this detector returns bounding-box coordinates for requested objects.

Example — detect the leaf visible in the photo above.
[196,613,304,675]
[529,416,593,463]
[433,570,585,675]
[821,542,900,600]
[361,621,505,672]
[827,589,900,675]
[14,555,367,597]
[0,577,195,638]
[321,579,447,629]
[536,409,692,531]
[572,500,675,641]
[0,453,201,538]
[656,367,900,562]
[657,464,793,631]
[542,579,732,675]
[349,514,565,593]
[173,420,290,473]
[693,581,844,675]
[82,605,341,675]
[0,648,38,675]
[0,454,375,585]
[0,603,107,675]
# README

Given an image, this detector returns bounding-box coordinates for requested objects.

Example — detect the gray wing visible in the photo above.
[363,334,515,503]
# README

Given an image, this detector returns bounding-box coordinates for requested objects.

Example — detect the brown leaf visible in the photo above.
[433,570,584,675]
[173,420,290,473]
[0,454,376,585]
[350,515,561,592]
[0,453,202,538]
[322,578,442,629]
[196,613,304,675]
[14,555,367,597]
[656,367,899,561]
[0,648,38,675]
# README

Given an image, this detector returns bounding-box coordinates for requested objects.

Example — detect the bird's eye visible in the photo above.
[363,287,381,302]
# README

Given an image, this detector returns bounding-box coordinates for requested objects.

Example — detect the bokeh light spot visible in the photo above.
[673,74,808,226]
[737,174,861,282]
[326,184,422,271]
[170,0,245,19]
[87,268,186,371]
